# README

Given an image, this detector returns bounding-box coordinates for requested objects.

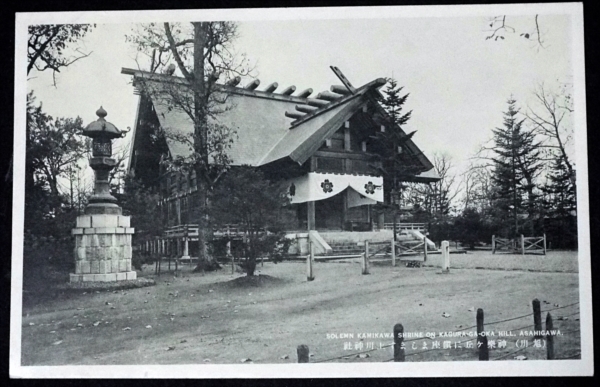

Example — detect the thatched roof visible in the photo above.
[122,68,439,182]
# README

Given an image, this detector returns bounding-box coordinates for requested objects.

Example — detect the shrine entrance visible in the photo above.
[315,192,344,230]
[312,189,371,231]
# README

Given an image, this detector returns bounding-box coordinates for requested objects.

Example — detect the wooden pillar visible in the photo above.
[344,121,351,151]
[391,239,396,267]
[492,235,495,254]
[532,299,542,338]
[307,240,315,281]
[521,234,525,255]
[546,313,554,359]
[307,201,316,231]
[341,190,348,230]
[393,323,405,362]
[227,241,234,275]
[297,345,309,363]
[543,233,547,255]
[362,241,370,275]
[377,212,384,231]
[423,235,428,262]
[477,308,489,360]
[183,238,190,259]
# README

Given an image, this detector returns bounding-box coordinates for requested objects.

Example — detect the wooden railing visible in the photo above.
[382,223,426,231]
[164,223,259,239]
[164,224,199,238]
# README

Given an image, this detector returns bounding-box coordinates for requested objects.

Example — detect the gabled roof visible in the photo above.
[122,68,439,180]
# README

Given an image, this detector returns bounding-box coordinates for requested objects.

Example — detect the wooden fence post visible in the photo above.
[521,234,525,255]
[441,241,450,273]
[228,240,234,275]
[157,255,161,275]
[391,239,396,267]
[393,323,405,362]
[543,234,547,255]
[297,344,309,363]
[423,235,428,262]
[532,299,542,338]
[546,312,554,359]
[307,240,314,281]
[477,308,489,360]
[362,241,370,275]
[492,235,496,254]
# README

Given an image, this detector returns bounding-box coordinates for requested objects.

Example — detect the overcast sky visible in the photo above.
[23,5,580,181]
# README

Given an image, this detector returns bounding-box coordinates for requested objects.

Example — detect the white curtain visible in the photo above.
[287,172,383,204]
[347,187,378,208]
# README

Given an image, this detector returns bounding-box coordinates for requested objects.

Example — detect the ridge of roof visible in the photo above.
[121,67,312,105]
[288,77,387,128]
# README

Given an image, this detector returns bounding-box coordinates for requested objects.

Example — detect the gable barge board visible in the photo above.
[289,97,366,165]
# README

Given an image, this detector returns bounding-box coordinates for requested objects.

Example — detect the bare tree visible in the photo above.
[405,153,459,217]
[485,15,546,49]
[460,161,494,214]
[526,83,575,185]
[108,142,131,195]
[127,22,253,268]
[28,24,95,86]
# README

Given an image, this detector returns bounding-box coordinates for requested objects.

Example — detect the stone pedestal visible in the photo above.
[70,214,136,282]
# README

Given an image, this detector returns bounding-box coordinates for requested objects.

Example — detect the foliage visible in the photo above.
[120,176,162,233]
[370,77,424,236]
[489,98,542,237]
[371,78,421,198]
[119,176,164,270]
[541,155,577,249]
[209,167,291,276]
[379,78,412,127]
[26,92,88,200]
[128,21,253,267]
[28,24,95,85]
[24,92,92,272]
[453,208,491,249]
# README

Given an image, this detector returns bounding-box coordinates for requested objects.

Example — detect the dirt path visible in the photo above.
[20,252,581,365]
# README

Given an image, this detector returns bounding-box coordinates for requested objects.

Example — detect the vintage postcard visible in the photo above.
[11,3,592,378]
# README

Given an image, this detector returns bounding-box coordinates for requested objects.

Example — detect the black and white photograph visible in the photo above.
[10,3,592,378]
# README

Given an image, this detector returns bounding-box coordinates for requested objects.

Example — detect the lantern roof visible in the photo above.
[83,106,122,139]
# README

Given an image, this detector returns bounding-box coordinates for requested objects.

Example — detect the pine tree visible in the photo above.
[380,78,412,127]
[490,98,541,237]
[541,155,577,248]
[373,78,418,200]
[371,78,417,238]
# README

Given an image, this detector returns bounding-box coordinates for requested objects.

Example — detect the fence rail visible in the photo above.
[492,234,546,255]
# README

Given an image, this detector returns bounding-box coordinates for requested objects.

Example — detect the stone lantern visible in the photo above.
[70,107,136,283]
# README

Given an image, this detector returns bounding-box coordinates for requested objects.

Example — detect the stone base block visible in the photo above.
[70,271,137,283]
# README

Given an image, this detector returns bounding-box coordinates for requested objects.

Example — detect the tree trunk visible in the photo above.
[191,22,213,271]
[246,232,256,276]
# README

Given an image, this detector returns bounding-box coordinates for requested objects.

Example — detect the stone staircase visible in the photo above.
[326,240,364,256]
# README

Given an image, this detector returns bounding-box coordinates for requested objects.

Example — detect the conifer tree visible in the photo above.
[541,155,577,248]
[490,98,541,237]
[371,78,418,237]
